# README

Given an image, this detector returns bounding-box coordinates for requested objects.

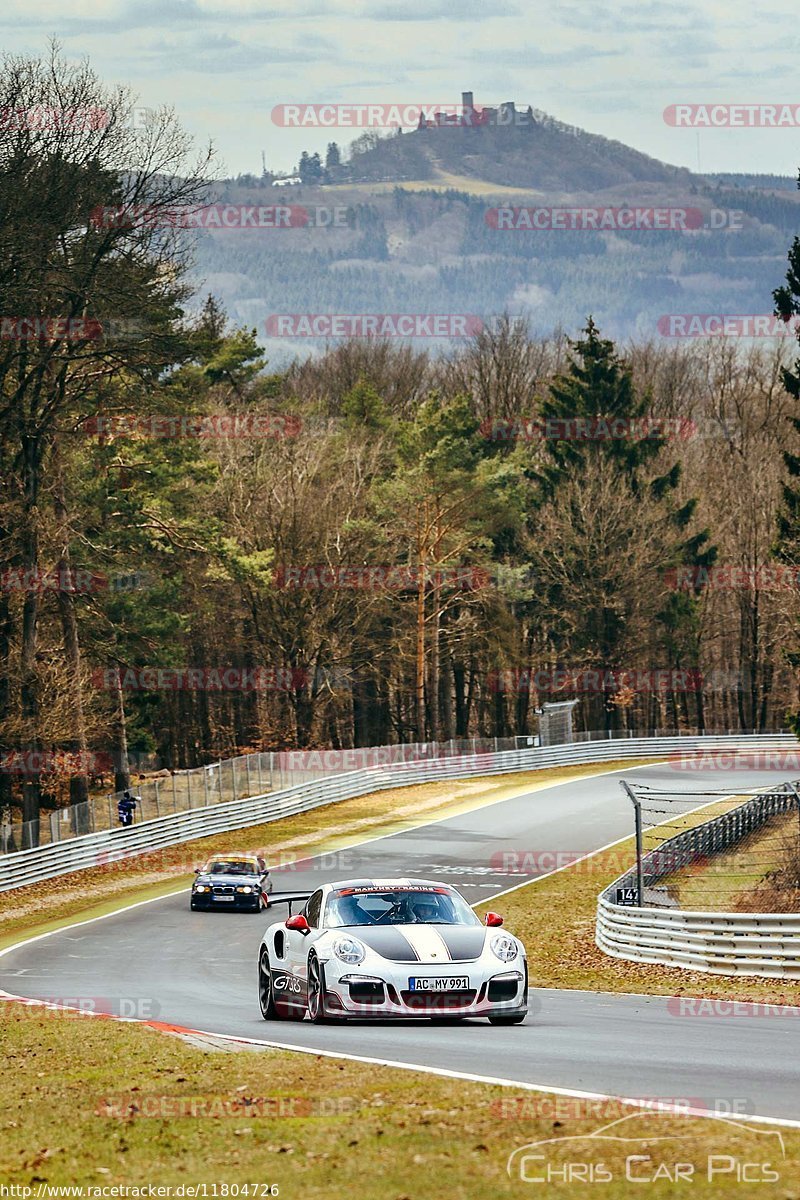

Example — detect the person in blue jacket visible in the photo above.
[117,790,138,827]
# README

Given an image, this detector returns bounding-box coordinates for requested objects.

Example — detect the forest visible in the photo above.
[4,49,800,844]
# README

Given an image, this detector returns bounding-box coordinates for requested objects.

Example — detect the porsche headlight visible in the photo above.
[490,934,518,962]
[236,886,253,894]
[332,935,366,965]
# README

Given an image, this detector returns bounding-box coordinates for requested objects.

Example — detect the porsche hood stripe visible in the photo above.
[398,926,451,963]
[349,926,488,963]
[352,928,420,961]
[432,928,488,962]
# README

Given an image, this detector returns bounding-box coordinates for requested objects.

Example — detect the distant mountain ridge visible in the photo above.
[197,99,799,353]
[331,93,698,192]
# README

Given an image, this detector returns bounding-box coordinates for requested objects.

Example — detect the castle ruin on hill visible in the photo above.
[417,91,537,130]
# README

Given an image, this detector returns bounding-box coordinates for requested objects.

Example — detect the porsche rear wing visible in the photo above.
[267,892,312,916]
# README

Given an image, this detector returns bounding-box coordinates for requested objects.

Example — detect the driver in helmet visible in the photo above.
[331,893,375,926]
[409,895,441,923]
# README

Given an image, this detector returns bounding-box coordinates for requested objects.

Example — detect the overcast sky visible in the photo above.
[4,0,800,179]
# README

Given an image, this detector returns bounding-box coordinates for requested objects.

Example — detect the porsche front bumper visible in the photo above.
[321,961,528,1020]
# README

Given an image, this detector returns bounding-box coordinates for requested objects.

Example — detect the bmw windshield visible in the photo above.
[325,887,480,928]
[204,860,259,876]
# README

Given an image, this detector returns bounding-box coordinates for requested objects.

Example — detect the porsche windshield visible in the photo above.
[325,888,480,927]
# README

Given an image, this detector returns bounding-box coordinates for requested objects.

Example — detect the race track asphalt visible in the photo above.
[3,762,798,1121]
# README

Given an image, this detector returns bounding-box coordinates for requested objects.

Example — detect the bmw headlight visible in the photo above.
[332,935,366,965]
[490,934,518,962]
[236,886,253,894]
[194,884,209,893]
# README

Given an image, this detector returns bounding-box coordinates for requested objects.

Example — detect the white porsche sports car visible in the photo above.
[257,878,528,1024]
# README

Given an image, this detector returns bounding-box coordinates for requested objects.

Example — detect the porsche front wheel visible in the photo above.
[306,954,329,1024]
[258,948,279,1020]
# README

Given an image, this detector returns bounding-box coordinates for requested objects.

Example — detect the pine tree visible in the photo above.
[539,318,670,495]
[531,319,716,731]
[298,151,324,184]
[773,234,800,733]
[774,237,800,554]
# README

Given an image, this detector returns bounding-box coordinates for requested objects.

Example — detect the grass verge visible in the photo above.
[1,1004,797,1196]
[660,812,800,913]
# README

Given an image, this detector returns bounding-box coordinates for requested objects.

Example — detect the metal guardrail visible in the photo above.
[597,779,800,979]
[3,726,780,852]
[1,732,797,893]
[2,736,539,852]
[597,900,800,980]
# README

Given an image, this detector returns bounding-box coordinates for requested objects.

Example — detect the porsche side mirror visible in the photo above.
[286,914,310,934]
[485,912,504,927]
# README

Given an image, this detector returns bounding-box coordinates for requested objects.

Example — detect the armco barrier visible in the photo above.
[1,733,797,893]
[597,776,800,980]
[597,899,800,980]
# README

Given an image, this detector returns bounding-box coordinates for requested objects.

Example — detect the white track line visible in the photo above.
[3,988,799,1130]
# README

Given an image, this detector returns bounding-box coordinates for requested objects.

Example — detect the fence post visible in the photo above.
[246,754,252,796]
[257,753,264,794]
[621,781,644,907]
[172,772,178,813]
[154,779,160,817]
[187,769,193,810]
